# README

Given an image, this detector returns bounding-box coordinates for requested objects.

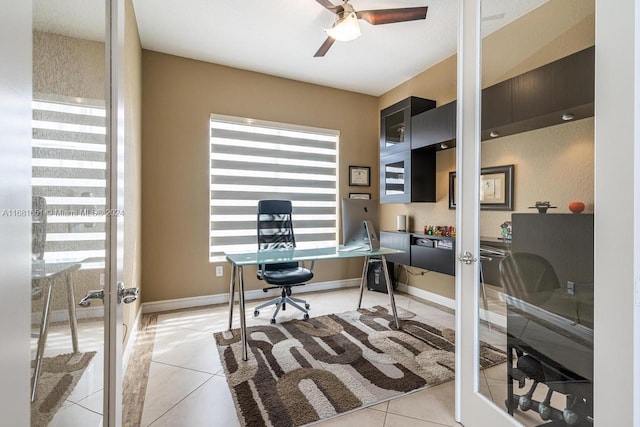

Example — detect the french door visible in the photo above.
[455,1,639,426]
[0,0,128,425]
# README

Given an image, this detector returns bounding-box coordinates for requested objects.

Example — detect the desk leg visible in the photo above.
[357,256,370,309]
[381,255,400,329]
[32,281,54,402]
[227,264,237,331]
[238,266,248,361]
[66,270,79,353]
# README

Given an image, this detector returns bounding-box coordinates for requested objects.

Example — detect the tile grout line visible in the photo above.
[146,375,216,427]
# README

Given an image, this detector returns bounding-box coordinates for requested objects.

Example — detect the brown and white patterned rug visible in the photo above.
[214,305,505,426]
[31,351,96,427]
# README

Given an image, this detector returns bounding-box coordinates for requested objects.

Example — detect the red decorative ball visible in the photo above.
[569,201,585,214]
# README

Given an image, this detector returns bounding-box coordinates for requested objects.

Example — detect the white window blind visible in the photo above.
[32,99,107,268]
[209,114,339,262]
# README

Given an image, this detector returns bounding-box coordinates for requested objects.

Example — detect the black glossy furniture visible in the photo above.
[501,253,593,426]
[253,200,313,324]
[380,97,437,204]
[380,231,455,275]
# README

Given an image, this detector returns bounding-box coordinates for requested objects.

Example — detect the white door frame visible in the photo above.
[455,0,640,425]
[593,1,640,425]
[105,0,126,425]
[0,1,33,425]
[454,0,520,425]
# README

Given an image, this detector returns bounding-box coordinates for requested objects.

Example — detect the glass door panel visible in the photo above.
[476,1,595,426]
[31,1,107,425]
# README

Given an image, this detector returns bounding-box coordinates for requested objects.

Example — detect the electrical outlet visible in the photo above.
[567,281,575,295]
[216,266,224,277]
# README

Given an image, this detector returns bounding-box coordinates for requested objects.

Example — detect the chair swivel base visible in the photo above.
[254,290,310,324]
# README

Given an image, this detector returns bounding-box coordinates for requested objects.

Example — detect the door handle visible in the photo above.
[117,281,139,304]
[79,289,104,307]
[458,251,478,265]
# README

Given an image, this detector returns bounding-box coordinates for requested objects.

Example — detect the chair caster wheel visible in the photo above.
[270,318,276,324]
[254,310,259,317]
[563,409,579,425]
[519,396,532,411]
[538,403,551,420]
[303,314,309,320]
[305,303,310,309]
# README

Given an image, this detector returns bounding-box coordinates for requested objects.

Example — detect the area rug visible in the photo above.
[31,351,96,427]
[214,305,505,426]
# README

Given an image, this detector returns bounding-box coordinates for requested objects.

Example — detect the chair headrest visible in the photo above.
[258,200,292,215]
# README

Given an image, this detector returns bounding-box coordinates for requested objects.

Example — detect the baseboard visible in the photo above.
[122,307,142,373]
[31,305,104,325]
[397,282,506,328]
[141,278,361,314]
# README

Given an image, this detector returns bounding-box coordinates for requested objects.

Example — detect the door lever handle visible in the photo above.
[117,281,139,304]
[458,251,477,265]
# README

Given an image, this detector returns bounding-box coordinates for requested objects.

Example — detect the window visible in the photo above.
[209,114,339,262]
[32,98,107,268]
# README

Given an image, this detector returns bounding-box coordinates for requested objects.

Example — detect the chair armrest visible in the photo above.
[301,260,315,272]
[256,264,265,280]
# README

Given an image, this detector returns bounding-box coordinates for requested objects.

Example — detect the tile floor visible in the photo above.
[37,286,557,426]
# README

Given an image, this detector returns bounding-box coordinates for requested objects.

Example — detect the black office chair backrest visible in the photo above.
[499,252,560,303]
[257,200,297,270]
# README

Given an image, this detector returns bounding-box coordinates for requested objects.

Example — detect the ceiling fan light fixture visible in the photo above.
[325,12,361,41]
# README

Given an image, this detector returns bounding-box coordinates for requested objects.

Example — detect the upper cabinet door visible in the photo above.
[380,97,436,155]
[411,101,456,150]
[481,80,512,139]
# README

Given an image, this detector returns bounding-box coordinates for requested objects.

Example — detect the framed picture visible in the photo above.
[349,165,370,187]
[449,164,514,211]
[349,192,371,199]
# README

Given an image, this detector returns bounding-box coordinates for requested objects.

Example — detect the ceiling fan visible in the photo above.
[314,0,428,57]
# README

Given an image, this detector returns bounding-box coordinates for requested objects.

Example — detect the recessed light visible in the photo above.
[562,113,575,121]
[490,131,500,138]
[440,143,448,149]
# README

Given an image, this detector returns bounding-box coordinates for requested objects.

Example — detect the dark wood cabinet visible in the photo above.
[380,147,435,203]
[380,231,455,275]
[511,46,594,127]
[481,80,512,139]
[481,46,594,141]
[380,97,436,155]
[411,101,456,149]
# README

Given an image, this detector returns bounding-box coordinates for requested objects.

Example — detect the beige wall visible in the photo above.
[122,0,143,348]
[141,52,378,302]
[377,0,595,296]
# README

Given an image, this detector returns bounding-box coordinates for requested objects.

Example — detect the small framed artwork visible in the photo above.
[349,165,370,187]
[349,192,371,199]
[449,164,514,211]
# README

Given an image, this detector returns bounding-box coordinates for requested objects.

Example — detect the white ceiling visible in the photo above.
[34,0,549,96]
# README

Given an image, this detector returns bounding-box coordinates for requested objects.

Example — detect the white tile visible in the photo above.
[387,381,456,426]
[148,376,239,427]
[152,327,222,374]
[76,389,103,414]
[314,408,386,427]
[67,350,104,403]
[384,413,454,427]
[140,362,212,427]
[48,402,103,427]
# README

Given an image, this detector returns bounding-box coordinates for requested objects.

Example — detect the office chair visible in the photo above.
[253,200,313,324]
[500,253,592,426]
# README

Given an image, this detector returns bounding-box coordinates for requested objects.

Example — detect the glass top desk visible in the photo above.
[225,246,404,361]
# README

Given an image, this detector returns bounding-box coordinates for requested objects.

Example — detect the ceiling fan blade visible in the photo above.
[356,7,428,25]
[315,0,344,14]
[314,36,336,57]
